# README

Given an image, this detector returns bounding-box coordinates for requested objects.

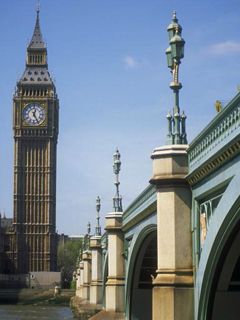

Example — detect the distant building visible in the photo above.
[58,234,84,246]
[0,214,13,231]
[0,214,14,273]
[68,235,85,242]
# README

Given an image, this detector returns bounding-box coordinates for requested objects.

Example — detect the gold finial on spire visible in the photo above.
[172,11,178,22]
[36,0,40,14]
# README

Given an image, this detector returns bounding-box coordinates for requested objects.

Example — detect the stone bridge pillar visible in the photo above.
[76,267,81,290]
[76,261,84,298]
[90,235,103,305]
[105,212,125,313]
[150,145,193,320]
[82,251,92,301]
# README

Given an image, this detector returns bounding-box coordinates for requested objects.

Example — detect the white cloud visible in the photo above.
[124,55,139,69]
[208,41,240,55]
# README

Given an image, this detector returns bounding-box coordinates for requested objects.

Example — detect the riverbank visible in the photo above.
[0,288,75,305]
[0,304,74,319]
[70,296,124,320]
[70,296,102,319]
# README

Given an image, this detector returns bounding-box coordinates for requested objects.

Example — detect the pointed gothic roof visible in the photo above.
[19,67,53,85]
[28,9,45,49]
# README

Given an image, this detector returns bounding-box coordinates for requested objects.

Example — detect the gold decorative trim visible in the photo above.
[187,140,240,186]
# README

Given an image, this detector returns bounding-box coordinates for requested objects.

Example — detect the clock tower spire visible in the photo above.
[27,4,47,67]
[11,7,59,274]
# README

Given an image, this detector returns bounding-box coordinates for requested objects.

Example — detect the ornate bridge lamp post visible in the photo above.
[82,221,92,300]
[90,196,103,304]
[150,12,193,320]
[95,196,101,236]
[113,149,123,212]
[105,148,125,314]
[166,12,187,145]
[87,221,91,235]
[83,222,91,251]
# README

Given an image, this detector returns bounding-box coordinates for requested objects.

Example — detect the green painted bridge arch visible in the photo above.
[188,91,240,320]
[122,185,157,320]
[196,172,240,320]
[126,225,157,320]
[84,92,240,320]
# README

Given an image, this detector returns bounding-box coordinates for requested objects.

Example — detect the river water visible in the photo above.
[0,304,75,319]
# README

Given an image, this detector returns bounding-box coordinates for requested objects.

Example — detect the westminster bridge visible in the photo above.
[73,12,240,320]
[74,90,240,320]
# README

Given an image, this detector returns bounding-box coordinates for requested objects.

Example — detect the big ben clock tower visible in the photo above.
[12,8,59,273]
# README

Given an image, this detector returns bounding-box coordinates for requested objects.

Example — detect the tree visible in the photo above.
[57,239,83,288]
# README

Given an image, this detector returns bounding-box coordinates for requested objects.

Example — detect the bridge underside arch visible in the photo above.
[102,253,108,308]
[208,221,240,319]
[129,229,157,320]
[197,173,240,320]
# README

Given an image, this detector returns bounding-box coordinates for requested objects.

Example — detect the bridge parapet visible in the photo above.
[188,92,240,184]
[122,185,156,231]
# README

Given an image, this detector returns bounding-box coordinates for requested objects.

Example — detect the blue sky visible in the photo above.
[0,0,239,235]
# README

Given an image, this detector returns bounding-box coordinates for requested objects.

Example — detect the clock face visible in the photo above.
[22,103,46,126]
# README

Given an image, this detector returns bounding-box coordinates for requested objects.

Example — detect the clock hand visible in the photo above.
[32,109,39,123]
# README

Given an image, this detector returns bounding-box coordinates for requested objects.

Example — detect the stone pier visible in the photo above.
[76,261,84,298]
[90,235,103,305]
[150,145,193,320]
[105,212,125,314]
[82,251,92,301]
